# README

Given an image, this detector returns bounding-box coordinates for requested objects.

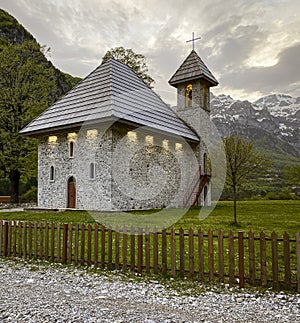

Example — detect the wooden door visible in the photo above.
[68,177,76,208]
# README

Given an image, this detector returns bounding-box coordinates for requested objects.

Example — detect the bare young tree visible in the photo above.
[224,135,270,224]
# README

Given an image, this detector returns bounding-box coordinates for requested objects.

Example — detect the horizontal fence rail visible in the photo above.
[0,220,300,292]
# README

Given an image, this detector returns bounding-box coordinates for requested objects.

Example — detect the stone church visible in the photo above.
[20,49,218,211]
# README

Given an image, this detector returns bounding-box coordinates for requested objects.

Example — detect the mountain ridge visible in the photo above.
[0,8,81,97]
[211,93,300,158]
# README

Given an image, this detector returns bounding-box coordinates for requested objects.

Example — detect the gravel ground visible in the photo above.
[0,258,300,322]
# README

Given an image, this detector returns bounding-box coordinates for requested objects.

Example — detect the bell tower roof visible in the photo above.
[168,50,218,88]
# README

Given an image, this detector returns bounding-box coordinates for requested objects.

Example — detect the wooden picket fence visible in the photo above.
[1,220,300,292]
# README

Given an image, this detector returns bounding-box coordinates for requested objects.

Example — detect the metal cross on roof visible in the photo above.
[186,32,201,50]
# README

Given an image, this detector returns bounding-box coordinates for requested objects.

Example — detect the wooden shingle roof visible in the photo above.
[169,50,218,87]
[20,58,199,141]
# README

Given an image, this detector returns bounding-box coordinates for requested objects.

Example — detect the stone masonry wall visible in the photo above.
[38,124,199,211]
[38,126,113,210]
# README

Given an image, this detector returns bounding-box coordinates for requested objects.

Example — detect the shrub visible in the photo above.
[21,186,37,203]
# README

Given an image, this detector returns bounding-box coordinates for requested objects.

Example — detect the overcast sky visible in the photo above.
[1,0,300,105]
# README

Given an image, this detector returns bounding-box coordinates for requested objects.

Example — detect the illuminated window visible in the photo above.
[87,129,98,139]
[127,131,137,142]
[48,136,57,143]
[67,132,77,141]
[69,141,75,158]
[145,135,153,145]
[50,166,55,182]
[162,140,169,150]
[175,143,183,151]
[89,162,95,180]
[185,84,192,107]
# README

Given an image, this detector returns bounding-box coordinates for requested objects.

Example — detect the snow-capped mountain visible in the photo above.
[211,93,300,157]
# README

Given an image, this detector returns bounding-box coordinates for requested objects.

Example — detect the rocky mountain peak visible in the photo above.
[211,93,300,157]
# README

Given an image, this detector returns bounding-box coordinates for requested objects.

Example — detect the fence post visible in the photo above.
[130,226,135,272]
[189,228,194,279]
[18,221,22,257]
[283,232,291,290]
[68,223,73,264]
[62,223,68,264]
[0,220,3,256]
[170,227,176,278]
[87,224,92,266]
[115,225,120,270]
[94,224,99,267]
[13,221,17,257]
[179,227,185,278]
[228,230,235,285]
[208,229,214,282]
[162,228,167,276]
[198,229,204,281]
[296,232,300,293]
[101,225,105,268]
[7,221,11,257]
[28,222,32,259]
[260,231,267,287]
[137,227,143,274]
[248,231,256,286]
[145,227,150,274]
[50,222,55,262]
[23,222,27,259]
[80,224,85,265]
[218,229,224,283]
[153,227,158,274]
[271,231,279,290]
[45,222,49,261]
[39,222,43,259]
[108,226,112,270]
[122,226,127,271]
[34,222,38,259]
[3,221,8,257]
[238,231,244,288]
[74,223,79,265]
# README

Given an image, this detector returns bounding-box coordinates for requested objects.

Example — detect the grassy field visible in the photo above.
[0,200,299,235]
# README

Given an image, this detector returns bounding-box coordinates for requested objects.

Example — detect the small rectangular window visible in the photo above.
[50,166,55,182]
[89,162,95,180]
[69,141,74,158]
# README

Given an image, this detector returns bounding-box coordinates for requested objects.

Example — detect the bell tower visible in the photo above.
[168,49,218,112]
[168,48,218,207]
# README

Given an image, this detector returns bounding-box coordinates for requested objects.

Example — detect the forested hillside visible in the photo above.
[0,9,81,200]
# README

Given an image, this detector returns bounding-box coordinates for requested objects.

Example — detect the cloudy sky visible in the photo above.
[1,0,300,105]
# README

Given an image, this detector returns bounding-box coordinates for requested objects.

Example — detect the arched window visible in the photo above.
[89,162,95,180]
[50,166,55,181]
[185,84,192,107]
[69,141,74,158]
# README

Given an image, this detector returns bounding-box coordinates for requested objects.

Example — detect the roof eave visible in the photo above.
[169,75,218,88]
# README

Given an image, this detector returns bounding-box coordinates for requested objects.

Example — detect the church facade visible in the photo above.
[20,50,218,211]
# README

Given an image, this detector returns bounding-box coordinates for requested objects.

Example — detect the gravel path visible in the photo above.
[0,258,299,322]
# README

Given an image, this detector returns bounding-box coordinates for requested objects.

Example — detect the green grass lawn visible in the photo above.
[176,200,300,236]
[0,200,299,235]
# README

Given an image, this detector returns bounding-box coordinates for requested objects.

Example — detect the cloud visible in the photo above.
[0,0,300,101]
[219,43,300,96]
